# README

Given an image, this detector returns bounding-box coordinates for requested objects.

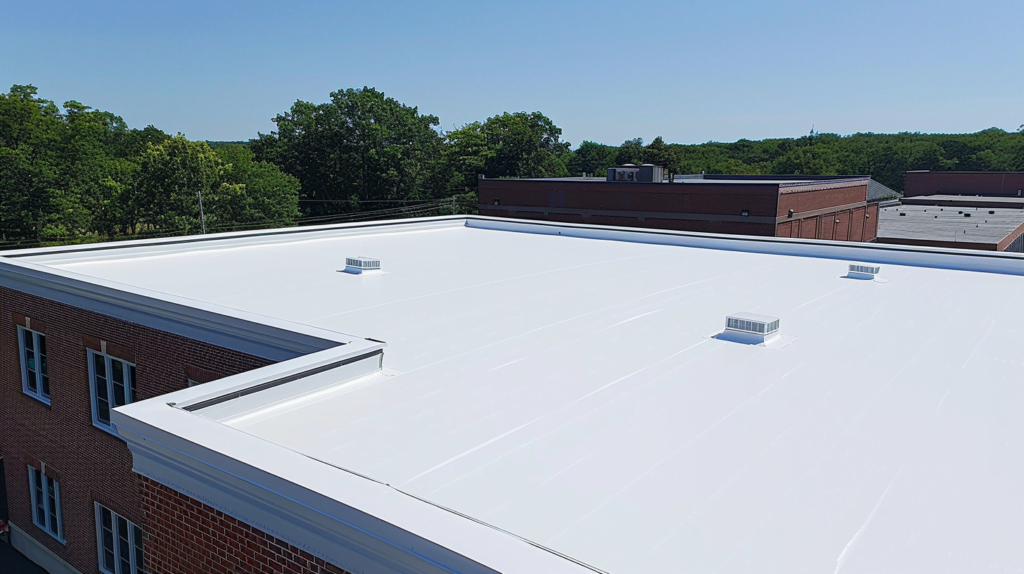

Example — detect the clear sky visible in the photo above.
[3,0,1022,146]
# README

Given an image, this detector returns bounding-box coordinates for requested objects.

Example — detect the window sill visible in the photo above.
[92,421,124,440]
[31,522,65,545]
[22,392,51,407]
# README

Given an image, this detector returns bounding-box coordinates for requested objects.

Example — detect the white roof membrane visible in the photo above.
[24,218,1024,574]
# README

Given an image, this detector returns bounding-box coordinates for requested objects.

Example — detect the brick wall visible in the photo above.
[477,178,879,242]
[904,171,1024,197]
[0,286,272,573]
[139,476,350,574]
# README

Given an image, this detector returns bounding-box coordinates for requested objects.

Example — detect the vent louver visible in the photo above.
[344,256,381,274]
[725,314,780,336]
[721,312,781,344]
[848,263,880,280]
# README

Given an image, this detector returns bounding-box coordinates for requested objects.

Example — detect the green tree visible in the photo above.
[214,144,301,230]
[615,138,645,165]
[251,87,445,216]
[134,136,224,235]
[568,141,616,176]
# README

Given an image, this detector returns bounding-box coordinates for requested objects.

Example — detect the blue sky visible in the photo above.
[2,0,1022,146]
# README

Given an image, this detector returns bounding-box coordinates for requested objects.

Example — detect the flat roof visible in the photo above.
[13,217,1024,573]
[877,203,1024,244]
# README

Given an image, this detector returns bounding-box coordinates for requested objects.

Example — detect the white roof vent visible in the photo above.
[726,313,779,336]
[847,263,880,280]
[721,312,781,345]
[344,256,381,274]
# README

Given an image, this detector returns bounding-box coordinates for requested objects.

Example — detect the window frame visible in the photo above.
[87,349,137,435]
[18,326,50,405]
[27,466,63,543]
[94,502,144,574]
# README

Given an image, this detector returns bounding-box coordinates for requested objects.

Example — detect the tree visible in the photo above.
[615,138,645,165]
[134,136,223,235]
[214,145,301,230]
[476,111,571,179]
[568,141,616,176]
[251,87,445,216]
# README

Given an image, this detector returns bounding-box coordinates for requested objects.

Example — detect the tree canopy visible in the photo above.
[0,85,301,248]
[3,82,1023,249]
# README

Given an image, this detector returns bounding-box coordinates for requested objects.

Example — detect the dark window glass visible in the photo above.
[94,354,110,424]
[24,329,37,393]
[117,515,131,574]
[133,525,144,574]
[32,468,45,526]
[46,478,58,535]
[101,507,115,571]
[39,334,49,397]
[129,365,137,404]
[112,361,126,408]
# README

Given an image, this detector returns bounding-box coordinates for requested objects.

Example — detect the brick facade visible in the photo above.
[0,286,272,573]
[478,177,878,241]
[904,171,1024,197]
[139,476,350,574]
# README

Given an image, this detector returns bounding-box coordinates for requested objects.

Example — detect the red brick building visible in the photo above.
[904,170,1024,198]
[0,247,352,574]
[477,171,892,242]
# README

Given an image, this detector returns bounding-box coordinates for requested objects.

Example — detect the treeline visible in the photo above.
[570,129,1024,192]
[3,83,1024,248]
[0,85,300,248]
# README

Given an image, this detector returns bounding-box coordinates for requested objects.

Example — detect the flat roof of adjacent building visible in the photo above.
[8,217,1024,573]
[878,203,1024,245]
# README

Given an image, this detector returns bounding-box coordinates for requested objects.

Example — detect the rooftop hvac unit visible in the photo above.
[344,256,381,274]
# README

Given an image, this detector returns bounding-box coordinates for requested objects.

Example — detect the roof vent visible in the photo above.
[343,256,381,274]
[722,312,780,344]
[847,263,881,280]
[843,263,884,282]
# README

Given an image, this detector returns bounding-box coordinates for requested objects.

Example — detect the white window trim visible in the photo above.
[87,349,137,436]
[95,502,144,574]
[18,326,50,405]
[28,466,64,543]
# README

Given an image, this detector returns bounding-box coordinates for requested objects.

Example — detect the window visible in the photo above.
[18,326,50,403]
[95,503,144,574]
[28,466,62,541]
[88,350,136,432]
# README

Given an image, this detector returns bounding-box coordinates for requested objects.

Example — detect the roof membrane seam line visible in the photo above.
[418,338,720,501]
[291,451,592,573]
[385,485,608,574]
[713,335,931,572]
[307,250,660,322]
[379,275,719,381]
[833,465,905,574]
[647,384,807,554]
[545,366,780,547]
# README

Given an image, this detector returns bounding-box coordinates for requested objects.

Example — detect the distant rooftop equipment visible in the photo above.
[848,263,881,280]
[344,256,381,274]
[607,164,665,183]
[723,312,780,344]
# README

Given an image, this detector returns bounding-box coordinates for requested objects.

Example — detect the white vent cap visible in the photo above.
[848,263,880,279]
[849,263,879,275]
[725,312,780,336]
[344,256,381,274]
